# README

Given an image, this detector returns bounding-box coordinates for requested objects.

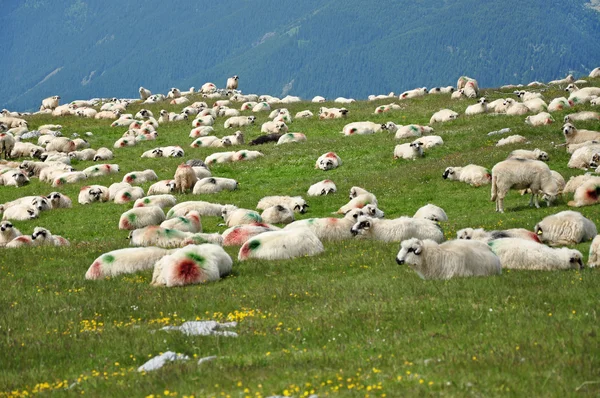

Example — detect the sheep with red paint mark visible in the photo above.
[567,179,600,207]
[284,208,365,241]
[83,164,120,178]
[308,180,337,196]
[341,121,386,136]
[52,171,87,187]
[123,169,158,185]
[114,186,145,204]
[134,194,177,209]
[160,210,202,233]
[457,227,541,243]
[222,223,280,246]
[238,228,324,261]
[119,206,165,230]
[167,201,224,219]
[0,221,21,246]
[261,205,294,225]
[31,227,69,246]
[337,192,378,214]
[85,247,172,280]
[315,152,342,170]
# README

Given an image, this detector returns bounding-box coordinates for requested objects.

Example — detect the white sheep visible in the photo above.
[128,226,215,248]
[534,210,597,246]
[295,110,314,118]
[516,90,543,101]
[221,205,263,227]
[396,238,501,280]
[568,145,600,169]
[139,87,152,100]
[429,109,459,123]
[148,180,176,195]
[134,194,177,209]
[45,137,76,153]
[465,97,488,115]
[224,116,256,130]
[160,211,202,233]
[565,83,600,97]
[192,166,212,179]
[341,121,385,136]
[567,178,600,207]
[222,223,280,246]
[238,228,324,261]
[589,235,600,267]
[388,123,434,139]
[564,174,600,194]
[167,201,224,218]
[45,192,72,209]
[457,76,479,97]
[308,180,337,196]
[490,238,583,270]
[564,111,600,123]
[257,196,308,214]
[319,107,348,119]
[394,142,424,160]
[108,182,132,200]
[0,221,21,246]
[85,247,171,280]
[31,227,69,246]
[69,149,97,161]
[40,95,61,110]
[315,152,342,170]
[508,148,549,161]
[413,204,448,222]
[283,209,364,241]
[151,244,232,287]
[192,115,214,127]
[496,135,528,146]
[525,112,554,126]
[413,136,443,149]
[221,131,244,146]
[548,74,575,85]
[192,177,238,194]
[276,132,306,145]
[548,97,572,112]
[93,147,113,161]
[261,121,288,134]
[399,88,427,100]
[113,137,136,148]
[491,158,558,212]
[189,126,214,138]
[123,169,158,185]
[252,102,271,112]
[351,215,444,243]
[261,205,295,224]
[52,171,87,187]
[457,227,541,243]
[205,151,235,165]
[522,98,548,113]
[373,103,401,114]
[200,82,217,93]
[2,170,29,187]
[442,165,491,187]
[503,98,530,115]
[119,206,166,230]
[337,193,378,214]
[78,185,110,205]
[114,186,145,204]
[82,164,120,178]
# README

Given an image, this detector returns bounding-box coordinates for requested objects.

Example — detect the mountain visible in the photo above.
[1,0,600,111]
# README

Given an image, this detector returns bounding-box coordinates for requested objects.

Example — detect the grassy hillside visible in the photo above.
[1,80,600,397]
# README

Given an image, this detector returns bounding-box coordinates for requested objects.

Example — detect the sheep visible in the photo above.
[277,133,307,145]
[522,98,548,113]
[173,164,197,194]
[108,182,132,200]
[491,158,558,212]
[139,87,152,100]
[548,97,572,112]
[388,123,434,139]
[221,205,262,227]
[319,107,348,119]
[167,201,224,218]
[4,235,35,248]
[143,94,165,104]
[295,110,314,118]
[457,227,541,243]
[525,112,555,126]
[128,226,213,248]
[225,75,239,90]
[590,67,600,78]
[111,117,138,127]
[52,171,87,187]
[85,247,171,280]
[221,131,244,146]
[451,90,466,100]
[413,204,448,222]
[200,82,217,93]
[82,164,119,178]
[134,194,177,209]
[151,244,232,287]
[549,74,575,85]
[283,209,364,241]
[42,152,71,164]
[113,137,136,148]
[413,136,443,149]
[489,98,509,113]
[37,164,73,182]
[315,152,342,170]
[308,180,337,196]
[232,150,263,162]
[565,83,600,97]
[160,211,202,233]
[204,152,235,166]
[68,148,97,161]
[192,177,238,194]
[567,179,600,207]
[429,109,458,123]
[496,135,528,146]
[119,206,166,230]
[93,147,113,161]
[192,166,212,179]
[564,111,600,123]
[373,103,401,114]
[269,108,291,120]
[465,97,488,115]
[503,98,530,115]
[341,121,386,136]
[457,76,479,97]
[78,185,110,205]
[508,148,549,161]
[31,227,69,246]
[2,196,51,212]
[429,86,454,94]
[396,238,501,280]
[399,88,427,100]
[44,137,76,154]
[238,228,324,261]
[2,170,29,187]
[40,95,61,111]
[350,216,444,243]
[257,196,308,214]
[0,132,15,159]
[261,205,295,224]
[568,91,597,105]
[261,121,288,135]
[568,145,600,169]
[442,165,491,187]
[114,186,145,205]
[123,169,158,185]
[0,221,21,246]
[166,88,181,99]
[95,110,120,120]
[170,97,189,105]
[534,210,597,246]
[519,170,565,200]
[192,115,214,127]
[189,126,215,138]
[312,96,326,103]
[394,142,424,160]
[589,235,600,267]
[46,192,72,209]
[249,133,283,146]
[516,90,543,101]
[252,102,271,112]
[190,136,221,148]
[223,115,256,130]
[148,180,177,195]
[2,205,39,221]
[337,193,378,214]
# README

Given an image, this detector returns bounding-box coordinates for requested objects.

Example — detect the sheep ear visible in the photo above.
[414,245,422,255]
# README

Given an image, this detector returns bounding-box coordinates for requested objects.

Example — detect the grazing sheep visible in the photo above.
[564,111,600,122]
[315,152,342,170]
[173,164,197,194]
[52,171,86,187]
[114,186,145,204]
[148,180,176,195]
[567,145,600,169]
[351,216,444,243]
[465,97,488,116]
[534,210,597,246]
[589,235,600,267]
[78,185,110,205]
[167,201,224,218]
[525,112,555,126]
[31,227,69,246]
[442,165,491,187]
[232,150,263,162]
[85,247,171,280]
[457,227,541,243]
[490,238,583,270]
[413,136,443,149]
[508,148,549,161]
[394,142,424,160]
[491,158,558,212]
[238,228,324,261]
[134,195,177,209]
[396,238,501,279]
[160,211,202,233]
[151,244,232,287]
[192,177,238,194]
[261,205,295,224]
[224,116,255,129]
[123,169,158,185]
[119,206,166,230]
[0,221,21,246]
[205,151,235,165]
[341,121,386,136]
[562,123,600,145]
[496,135,528,146]
[277,132,307,145]
[413,204,448,222]
[430,109,459,123]
[93,147,113,161]
[257,196,308,214]
[567,179,600,207]
[308,180,337,196]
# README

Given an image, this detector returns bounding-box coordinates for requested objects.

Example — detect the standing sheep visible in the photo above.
[534,210,597,246]
[489,238,583,270]
[174,164,197,194]
[226,75,239,90]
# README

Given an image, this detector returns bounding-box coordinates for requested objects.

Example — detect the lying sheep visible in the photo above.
[589,235,600,267]
[10,141,43,159]
[534,210,597,246]
[319,107,348,119]
[123,169,158,185]
[568,145,600,169]
[414,136,443,149]
[430,109,459,123]
[93,147,113,161]
[522,98,548,113]
[373,103,401,114]
[504,98,530,115]
[45,137,76,153]
[238,228,324,261]
[387,123,434,139]
[490,238,583,270]
[548,97,572,112]
[567,179,600,207]
[337,193,378,214]
[413,204,448,222]
[222,205,262,227]
[549,74,575,85]
[221,131,244,146]
[232,150,263,162]
[351,216,444,243]
[508,148,549,161]
[69,149,97,161]
[516,91,543,101]
[45,191,72,209]
[189,126,214,138]
[52,171,87,187]
[396,238,501,279]
[108,182,132,200]
[564,174,600,194]
[205,151,235,165]
[457,227,541,243]
[308,180,337,196]
[261,205,295,224]
[525,112,554,126]
[192,166,211,179]
[119,206,166,230]
[284,209,365,241]
[192,115,214,127]
[113,137,136,148]
[85,247,171,280]
[399,87,427,100]
[562,123,600,145]
[147,180,176,195]
[193,177,238,194]
[491,158,558,212]
[257,196,308,213]
[224,116,255,128]
[496,135,528,146]
[134,194,177,209]
[152,244,232,287]
[78,185,110,205]
[31,227,69,246]
[295,110,314,118]
[341,121,386,136]
[2,170,29,187]
[261,121,288,134]
[465,97,488,115]
[114,186,145,205]
[315,152,342,170]
[129,226,215,248]
[277,132,307,145]
[564,111,600,122]
[394,142,424,160]
[442,165,491,187]
[222,223,281,246]
[0,221,21,246]
[457,76,479,97]
[160,211,202,233]
[83,164,119,178]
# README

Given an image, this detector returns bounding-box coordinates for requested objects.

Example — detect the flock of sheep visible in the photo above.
[1,68,600,284]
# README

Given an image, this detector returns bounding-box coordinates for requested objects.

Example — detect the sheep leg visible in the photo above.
[532,193,540,208]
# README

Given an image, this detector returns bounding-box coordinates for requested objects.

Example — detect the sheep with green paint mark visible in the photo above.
[222,205,262,227]
[123,169,158,185]
[128,226,215,248]
[114,186,145,204]
[160,211,202,233]
[119,206,165,230]
[167,201,224,218]
[85,247,172,280]
[238,228,324,261]
[134,194,177,209]
[284,208,365,241]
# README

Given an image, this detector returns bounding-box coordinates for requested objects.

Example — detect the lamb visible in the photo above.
[442,165,491,187]
[413,136,443,149]
[114,186,145,205]
[319,107,348,119]
[93,147,114,161]
[221,205,262,227]
[2,205,39,221]
[85,247,171,280]
[508,148,549,161]
[589,235,600,267]
[413,204,448,222]
[283,209,364,241]
[261,121,288,134]
[205,152,235,165]
[31,227,69,246]
[134,194,177,209]
[46,192,72,209]
[315,152,342,170]
[489,98,509,113]
[238,228,324,261]
[308,180,337,196]
[78,185,110,205]
[160,211,202,233]
[232,150,264,162]
[504,98,530,115]
[148,180,177,195]
[249,133,283,146]
[174,164,197,194]
[341,121,386,136]
[464,97,488,116]
[139,87,152,100]
[496,135,528,146]
[394,142,424,160]
[525,112,554,126]
[396,238,501,280]
[564,112,600,123]
[0,132,15,159]
[123,169,158,185]
[457,227,541,243]
[257,196,308,214]
[151,244,232,287]
[567,179,600,207]
[192,177,238,194]
[429,109,459,123]
[261,205,295,224]
[52,171,87,187]
[69,149,96,161]
[295,110,314,118]
[568,145,600,169]
[166,201,224,218]
[224,116,256,129]
[548,97,572,112]
[82,164,120,178]
[128,226,214,248]
[351,216,444,243]
[0,221,21,246]
[491,158,558,212]
[534,210,597,246]
[119,206,166,230]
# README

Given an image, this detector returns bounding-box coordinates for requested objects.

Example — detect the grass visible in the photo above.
[1,80,600,397]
